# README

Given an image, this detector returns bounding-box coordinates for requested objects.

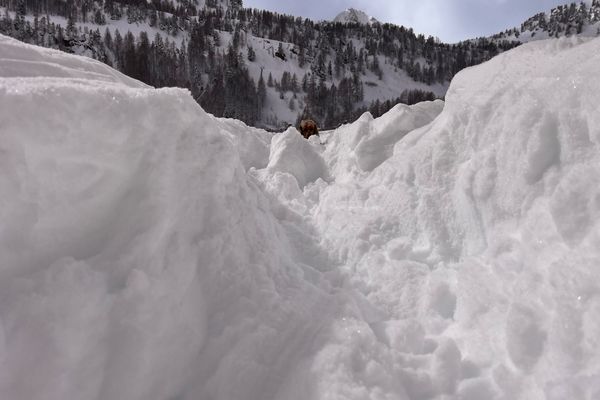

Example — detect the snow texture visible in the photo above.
[0,34,147,87]
[1,33,600,400]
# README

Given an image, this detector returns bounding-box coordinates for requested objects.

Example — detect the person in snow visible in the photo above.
[299,119,319,139]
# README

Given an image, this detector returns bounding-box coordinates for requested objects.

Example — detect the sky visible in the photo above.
[242,0,578,43]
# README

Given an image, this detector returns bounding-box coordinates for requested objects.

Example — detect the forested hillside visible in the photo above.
[493,0,600,42]
[0,0,565,128]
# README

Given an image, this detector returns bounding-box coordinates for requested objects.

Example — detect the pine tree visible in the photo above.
[298,45,306,68]
[275,42,286,60]
[16,0,26,21]
[123,31,137,77]
[372,55,382,80]
[232,26,241,49]
[230,0,243,11]
[334,53,342,78]
[301,73,308,92]
[281,71,290,91]
[94,10,105,25]
[137,31,150,81]
[247,46,256,62]
[291,73,298,94]
[66,13,77,40]
[257,69,267,113]
[149,9,158,27]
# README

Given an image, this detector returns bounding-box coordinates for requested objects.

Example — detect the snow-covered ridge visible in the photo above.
[2,33,600,400]
[0,35,147,87]
[333,8,379,25]
[493,0,600,43]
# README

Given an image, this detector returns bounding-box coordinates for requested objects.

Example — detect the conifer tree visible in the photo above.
[258,69,267,112]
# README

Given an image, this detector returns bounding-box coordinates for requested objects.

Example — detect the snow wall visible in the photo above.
[1,33,600,400]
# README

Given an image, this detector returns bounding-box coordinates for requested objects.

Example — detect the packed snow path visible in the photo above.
[1,34,600,400]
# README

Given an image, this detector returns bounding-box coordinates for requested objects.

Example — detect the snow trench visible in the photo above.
[1,34,600,400]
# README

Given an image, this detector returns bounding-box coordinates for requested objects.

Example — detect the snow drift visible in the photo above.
[1,32,600,400]
[304,35,600,400]
[0,35,333,400]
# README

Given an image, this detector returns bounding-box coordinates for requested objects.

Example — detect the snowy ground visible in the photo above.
[1,33,600,400]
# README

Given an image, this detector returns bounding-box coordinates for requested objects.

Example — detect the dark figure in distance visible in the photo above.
[299,120,319,139]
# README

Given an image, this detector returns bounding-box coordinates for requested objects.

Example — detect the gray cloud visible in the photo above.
[243,0,573,42]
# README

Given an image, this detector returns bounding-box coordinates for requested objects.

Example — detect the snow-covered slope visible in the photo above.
[333,8,379,25]
[0,35,148,86]
[2,32,600,400]
[0,2,447,129]
[0,34,324,400]
[493,1,600,43]
[311,35,600,399]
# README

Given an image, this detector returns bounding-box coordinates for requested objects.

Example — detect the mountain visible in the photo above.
[491,0,600,42]
[0,0,514,129]
[0,0,598,130]
[2,30,600,399]
[333,8,379,25]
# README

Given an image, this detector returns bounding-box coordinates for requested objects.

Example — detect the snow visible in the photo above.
[239,34,309,127]
[2,32,600,400]
[0,35,147,86]
[0,35,321,400]
[333,8,379,25]
[260,127,330,188]
[307,35,600,399]
[361,55,448,106]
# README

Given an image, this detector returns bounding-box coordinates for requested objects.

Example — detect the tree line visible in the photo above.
[0,0,527,128]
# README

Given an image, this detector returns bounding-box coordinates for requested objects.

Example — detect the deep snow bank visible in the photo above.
[0,35,340,400]
[0,34,146,87]
[303,36,600,399]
